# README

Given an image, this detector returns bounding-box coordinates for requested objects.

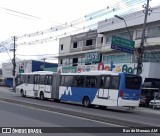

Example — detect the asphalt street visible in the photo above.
[0,87,160,127]
[0,100,158,136]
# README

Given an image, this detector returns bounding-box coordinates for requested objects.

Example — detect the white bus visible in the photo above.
[16,71,142,109]
[15,71,59,100]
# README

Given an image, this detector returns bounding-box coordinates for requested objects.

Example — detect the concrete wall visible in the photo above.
[98,6,160,33]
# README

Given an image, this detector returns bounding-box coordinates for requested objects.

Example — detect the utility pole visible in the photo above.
[137,0,150,75]
[41,58,46,69]
[12,36,16,92]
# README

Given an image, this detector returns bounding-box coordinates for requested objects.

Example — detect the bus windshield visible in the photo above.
[125,74,142,90]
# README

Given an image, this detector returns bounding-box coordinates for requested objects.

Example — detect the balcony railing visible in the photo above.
[70,48,81,53]
[82,45,96,51]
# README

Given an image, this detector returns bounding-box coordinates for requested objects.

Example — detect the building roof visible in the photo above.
[98,6,160,33]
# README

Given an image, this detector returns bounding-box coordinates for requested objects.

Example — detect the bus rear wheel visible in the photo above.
[39,92,44,100]
[99,105,106,109]
[83,96,90,107]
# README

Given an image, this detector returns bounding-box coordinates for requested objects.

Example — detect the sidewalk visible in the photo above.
[0,86,160,115]
[136,106,160,115]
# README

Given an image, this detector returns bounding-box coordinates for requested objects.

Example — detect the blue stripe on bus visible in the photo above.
[60,87,98,103]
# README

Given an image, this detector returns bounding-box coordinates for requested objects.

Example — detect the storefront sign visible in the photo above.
[85,52,101,63]
[62,66,77,73]
[59,62,136,74]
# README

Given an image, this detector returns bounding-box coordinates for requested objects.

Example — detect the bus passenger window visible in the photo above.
[100,77,104,88]
[104,77,110,89]
[72,76,85,87]
[110,76,119,89]
[85,76,97,88]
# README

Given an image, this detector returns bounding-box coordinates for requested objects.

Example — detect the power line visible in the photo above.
[1,1,158,50]
[0,0,147,39]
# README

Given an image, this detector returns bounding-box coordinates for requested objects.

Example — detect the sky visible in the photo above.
[0,0,122,67]
[0,0,159,68]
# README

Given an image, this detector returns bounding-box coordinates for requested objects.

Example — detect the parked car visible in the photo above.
[140,95,154,107]
[139,87,160,107]
[149,97,160,109]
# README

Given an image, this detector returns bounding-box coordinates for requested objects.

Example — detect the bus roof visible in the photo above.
[61,71,120,76]
[17,71,56,75]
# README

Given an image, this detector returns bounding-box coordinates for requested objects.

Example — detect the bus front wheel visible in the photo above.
[83,96,90,107]
[21,90,25,97]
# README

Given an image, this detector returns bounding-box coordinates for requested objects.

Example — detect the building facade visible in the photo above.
[2,60,58,87]
[57,6,160,86]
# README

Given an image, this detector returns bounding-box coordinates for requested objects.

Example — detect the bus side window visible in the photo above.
[46,76,52,85]
[100,76,104,88]
[29,75,34,84]
[104,76,110,89]
[110,76,119,89]
[85,76,97,88]
[64,76,74,86]
[72,76,85,87]
[60,76,65,86]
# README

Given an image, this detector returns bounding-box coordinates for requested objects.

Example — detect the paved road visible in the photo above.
[0,87,160,127]
[0,99,158,136]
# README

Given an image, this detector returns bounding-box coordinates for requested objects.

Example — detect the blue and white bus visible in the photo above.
[16,71,142,109]
[59,71,142,108]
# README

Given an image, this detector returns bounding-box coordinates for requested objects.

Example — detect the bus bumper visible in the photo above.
[118,97,140,107]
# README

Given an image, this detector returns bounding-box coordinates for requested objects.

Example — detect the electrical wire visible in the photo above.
[0,0,147,39]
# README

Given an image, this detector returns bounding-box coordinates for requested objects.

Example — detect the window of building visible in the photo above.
[60,59,63,65]
[78,40,83,47]
[106,31,133,44]
[73,42,78,48]
[86,39,93,46]
[148,26,160,38]
[140,51,160,63]
[103,53,132,64]
[73,58,78,66]
[97,37,103,45]
[106,35,112,44]
[60,44,63,50]
[117,31,133,40]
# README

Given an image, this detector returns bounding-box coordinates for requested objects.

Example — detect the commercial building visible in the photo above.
[2,60,57,87]
[57,6,160,88]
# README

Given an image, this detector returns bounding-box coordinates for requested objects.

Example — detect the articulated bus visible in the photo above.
[15,71,142,109]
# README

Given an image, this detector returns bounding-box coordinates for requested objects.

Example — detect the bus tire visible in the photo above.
[54,99,60,102]
[21,90,25,97]
[83,96,90,107]
[39,91,44,100]
[99,105,106,109]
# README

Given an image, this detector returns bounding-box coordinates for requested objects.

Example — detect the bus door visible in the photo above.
[45,75,52,93]
[98,76,110,99]
[33,75,40,97]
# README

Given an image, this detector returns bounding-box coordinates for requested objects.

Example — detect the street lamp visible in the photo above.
[114,15,132,40]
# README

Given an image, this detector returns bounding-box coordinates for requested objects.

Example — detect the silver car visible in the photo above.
[149,98,160,109]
